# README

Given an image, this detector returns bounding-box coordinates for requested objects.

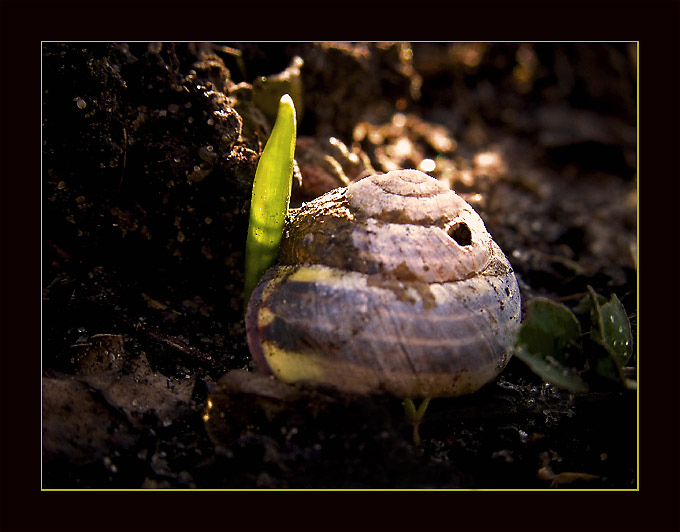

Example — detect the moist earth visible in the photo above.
[42,42,637,489]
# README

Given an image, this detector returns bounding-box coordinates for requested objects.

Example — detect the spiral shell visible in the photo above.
[246,169,521,398]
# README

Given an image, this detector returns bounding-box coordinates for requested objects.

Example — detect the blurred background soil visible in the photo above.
[42,42,637,489]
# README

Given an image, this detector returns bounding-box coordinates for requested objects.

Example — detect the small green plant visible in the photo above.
[403,398,430,446]
[244,94,297,309]
[513,286,635,393]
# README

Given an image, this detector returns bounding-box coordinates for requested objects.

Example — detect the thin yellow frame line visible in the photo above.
[636,40,640,492]
[40,41,640,493]
[40,41,44,489]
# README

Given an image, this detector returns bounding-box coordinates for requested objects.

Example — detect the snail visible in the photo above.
[245,169,521,398]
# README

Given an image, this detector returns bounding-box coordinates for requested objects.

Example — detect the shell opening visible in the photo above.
[448,222,472,247]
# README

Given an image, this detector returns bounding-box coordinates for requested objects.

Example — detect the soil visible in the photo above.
[42,42,637,489]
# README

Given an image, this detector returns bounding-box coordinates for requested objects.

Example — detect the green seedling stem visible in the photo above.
[404,397,431,446]
[244,94,297,310]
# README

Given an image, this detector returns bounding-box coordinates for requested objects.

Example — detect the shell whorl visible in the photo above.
[279,169,493,283]
[246,169,521,398]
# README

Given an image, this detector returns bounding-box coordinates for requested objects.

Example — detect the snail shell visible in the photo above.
[245,169,521,398]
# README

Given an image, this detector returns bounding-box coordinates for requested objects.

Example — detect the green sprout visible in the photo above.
[512,286,635,393]
[244,94,297,309]
[403,398,430,446]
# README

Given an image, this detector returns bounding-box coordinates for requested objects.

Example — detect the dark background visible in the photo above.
[1,1,678,531]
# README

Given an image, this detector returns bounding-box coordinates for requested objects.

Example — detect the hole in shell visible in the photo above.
[448,222,472,246]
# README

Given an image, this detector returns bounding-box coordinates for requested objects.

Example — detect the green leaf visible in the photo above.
[252,57,304,126]
[587,286,634,368]
[584,339,624,387]
[573,291,607,315]
[513,298,589,393]
[244,94,297,309]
